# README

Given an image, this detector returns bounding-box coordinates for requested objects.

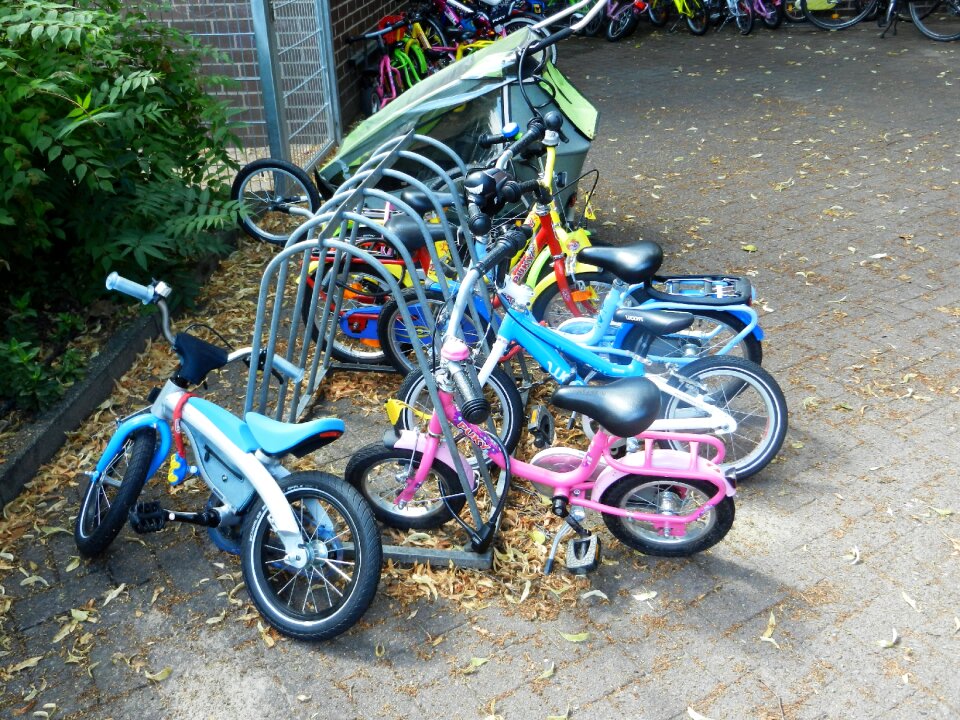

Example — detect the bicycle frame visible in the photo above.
[396,379,734,532]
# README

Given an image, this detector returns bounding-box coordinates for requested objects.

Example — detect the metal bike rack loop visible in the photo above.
[244,132,509,569]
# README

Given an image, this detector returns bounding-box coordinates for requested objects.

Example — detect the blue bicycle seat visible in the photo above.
[244,413,345,458]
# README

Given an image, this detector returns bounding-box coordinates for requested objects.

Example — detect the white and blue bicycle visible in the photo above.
[74,274,382,641]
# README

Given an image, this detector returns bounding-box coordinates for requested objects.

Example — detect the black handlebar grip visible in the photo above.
[527,26,573,54]
[505,117,546,160]
[467,203,492,235]
[478,133,504,149]
[501,179,541,203]
[476,226,533,275]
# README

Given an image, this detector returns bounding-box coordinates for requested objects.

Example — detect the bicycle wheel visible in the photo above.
[686,0,712,33]
[502,15,559,65]
[606,8,641,39]
[582,9,608,34]
[735,0,755,31]
[394,365,525,458]
[661,356,788,480]
[801,0,878,29]
[302,258,391,366]
[75,428,156,557]
[345,445,467,529]
[378,288,490,376]
[231,159,321,246]
[621,309,763,368]
[910,0,960,39]
[359,81,382,117]
[759,0,786,25]
[424,17,449,49]
[649,0,672,25]
[530,271,616,325]
[601,476,735,556]
[241,472,382,642]
[783,0,807,19]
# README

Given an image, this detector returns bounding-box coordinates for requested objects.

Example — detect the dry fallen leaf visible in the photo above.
[633,590,658,602]
[559,631,589,643]
[901,591,920,613]
[688,707,716,720]
[876,628,899,649]
[145,666,172,682]
[462,656,489,675]
[537,661,555,680]
[741,244,758,253]
[102,584,126,608]
[759,611,780,649]
[580,590,608,602]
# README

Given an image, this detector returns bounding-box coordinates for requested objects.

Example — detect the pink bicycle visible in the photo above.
[346,227,736,572]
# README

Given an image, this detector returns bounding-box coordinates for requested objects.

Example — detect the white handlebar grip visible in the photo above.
[106,272,155,304]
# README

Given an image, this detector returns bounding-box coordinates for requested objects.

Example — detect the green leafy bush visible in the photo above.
[0,0,243,413]
[0,0,241,304]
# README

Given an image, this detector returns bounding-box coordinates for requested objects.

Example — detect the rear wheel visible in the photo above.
[241,473,381,641]
[75,429,155,558]
[621,309,763,370]
[601,476,734,556]
[582,9,607,34]
[530,271,616,325]
[801,0,878,29]
[759,0,785,25]
[686,0,711,33]
[231,159,320,246]
[910,0,960,40]
[662,356,788,480]
[649,0,671,25]
[345,445,466,530]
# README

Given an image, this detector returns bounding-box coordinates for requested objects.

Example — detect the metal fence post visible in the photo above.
[250,0,287,161]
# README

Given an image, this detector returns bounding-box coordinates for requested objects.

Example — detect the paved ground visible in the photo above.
[3,22,960,720]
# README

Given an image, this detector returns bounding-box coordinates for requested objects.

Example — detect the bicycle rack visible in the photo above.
[244,131,508,569]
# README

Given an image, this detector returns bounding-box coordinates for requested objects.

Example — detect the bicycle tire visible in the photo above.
[736,0,756,31]
[649,0,672,25]
[231,159,321,246]
[801,0,878,29]
[301,258,391,366]
[782,0,807,19]
[686,0,711,33]
[662,355,788,480]
[601,476,735,557]
[620,308,763,368]
[582,9,608,34]
[910,0,960,39]
[359,81,382,117]
[394,365,525,459]
[241,472,382,641]
[759,0,785,25]
[75,428,155,558]
[530,271,616,325]
[345,445,467,530]
[606,8,641,39]
[501,15,559,65]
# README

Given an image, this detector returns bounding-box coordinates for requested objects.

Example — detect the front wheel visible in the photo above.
[582,9,607,35]
[606,9,641,39]
[530,271,616,325]
[759,0,785,26]
[231,159,321,246]
[735,0,755,32]
[395,365,525,460]
[910,0,960,41]
[75,428,156,558]
[801,0,878,29]
[648,0,672,25]
[240,472,382,642]
[345,445,466,530]
[686,0,712,33]
[662,356,788,480]
[601,476,735,556]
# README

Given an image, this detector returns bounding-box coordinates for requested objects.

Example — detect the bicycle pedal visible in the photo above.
[565,535,601,575]
[129,501,167,534]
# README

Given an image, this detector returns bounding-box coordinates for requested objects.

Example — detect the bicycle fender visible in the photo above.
[96,413,172,483]
[388,429,477,491]
[730,309,765,341]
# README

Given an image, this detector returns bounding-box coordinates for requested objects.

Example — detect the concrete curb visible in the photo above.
[0,313,160,508]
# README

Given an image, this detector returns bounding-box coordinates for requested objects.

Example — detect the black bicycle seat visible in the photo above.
[399,189,457,216]
[611,308,694,336]
[550,377,661,438]
[578,242,664,284]
[383,216,450,252]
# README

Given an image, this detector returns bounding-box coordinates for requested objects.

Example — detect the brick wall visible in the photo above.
[330,0,396,123]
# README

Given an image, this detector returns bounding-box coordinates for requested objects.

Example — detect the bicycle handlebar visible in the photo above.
[106,272,155,305]
[345,19,407,44]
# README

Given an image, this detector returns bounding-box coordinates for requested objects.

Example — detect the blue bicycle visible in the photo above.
[75,274,382,641]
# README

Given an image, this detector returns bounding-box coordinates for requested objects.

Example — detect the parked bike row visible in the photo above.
[348,0,957,116]
[75,1,793,644]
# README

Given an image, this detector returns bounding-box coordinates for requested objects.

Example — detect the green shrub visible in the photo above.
[0,0,241,306]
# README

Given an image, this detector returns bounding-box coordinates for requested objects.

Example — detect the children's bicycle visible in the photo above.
[346,228,737,569]
[75,274,382,641]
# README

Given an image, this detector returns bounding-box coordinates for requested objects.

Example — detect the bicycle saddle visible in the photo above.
[244,413,345,458]
[611,308,694,336]
[550,377,661,438]
[398,189,457,216]
[383,215,450,252]
[578,242,664,284]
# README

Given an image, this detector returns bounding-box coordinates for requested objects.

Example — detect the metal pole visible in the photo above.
[251,0,288,161]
